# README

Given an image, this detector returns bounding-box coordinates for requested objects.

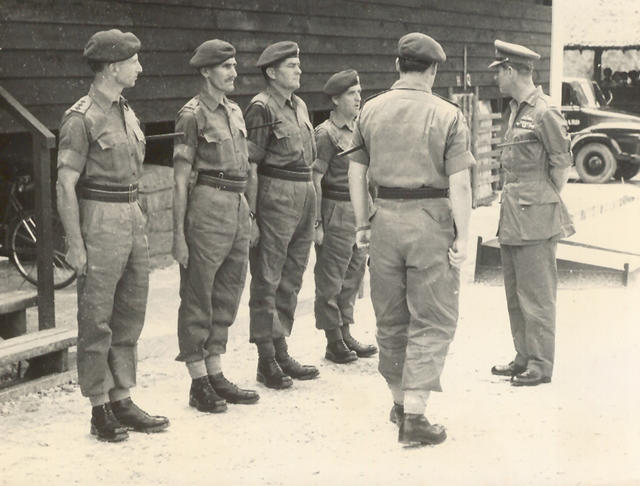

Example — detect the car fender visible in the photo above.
[570,132,621,156]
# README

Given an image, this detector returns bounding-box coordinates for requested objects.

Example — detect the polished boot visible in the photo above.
[325,339,358,364]
[277,356,319,380]
[342,329,377,358]
[111,397,170,433]
[511,368,551,387]
[389,402,404,426]
[257,357,293,389]
[209,373,260,404]
[491,361,526,377]
[90,403,129,443]
[398,414,447,445]
[189,376,227,413]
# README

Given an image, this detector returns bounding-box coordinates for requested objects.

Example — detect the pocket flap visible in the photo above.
[203,128,231,144]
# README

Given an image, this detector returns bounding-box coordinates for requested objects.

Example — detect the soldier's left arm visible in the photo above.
[537,108,572,192]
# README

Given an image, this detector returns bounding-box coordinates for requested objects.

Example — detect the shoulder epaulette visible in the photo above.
[182,97,200,112]
[251,91,271,107]
[67,96,92,115]
[432,92,460,108]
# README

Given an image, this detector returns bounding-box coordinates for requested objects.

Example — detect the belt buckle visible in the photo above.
[218,171,225,179]
[129,183,136,203]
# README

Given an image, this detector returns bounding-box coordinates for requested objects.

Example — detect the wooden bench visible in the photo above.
[0,290,38,339]
[0,327,77,378]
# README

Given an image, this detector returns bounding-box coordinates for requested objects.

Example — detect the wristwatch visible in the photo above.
[314,219,323,229]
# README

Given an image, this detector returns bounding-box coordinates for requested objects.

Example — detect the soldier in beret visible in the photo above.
[244,41,319,389]
[349,32,474,445]
[312,69,377,364]
[172,39,260,413]
[57,29,169,442]
[488,40,574,387]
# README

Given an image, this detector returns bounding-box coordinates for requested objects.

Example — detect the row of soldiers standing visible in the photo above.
[56,28,573,447]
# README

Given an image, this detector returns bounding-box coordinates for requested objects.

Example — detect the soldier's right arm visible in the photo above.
[348,122,371,248]
[172,110,198,267]
[56,114,89,275]
[244,101,270,247]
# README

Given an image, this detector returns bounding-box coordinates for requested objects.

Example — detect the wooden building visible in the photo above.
[1,0,552,164]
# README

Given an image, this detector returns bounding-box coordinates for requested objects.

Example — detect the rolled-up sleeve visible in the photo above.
[57,115,88,173]
[244,102,270,165]
[536,108,572,169]
[173,111,197,166]
[349,118,369,167]
[444,111,475,175]
[312,125,335,175]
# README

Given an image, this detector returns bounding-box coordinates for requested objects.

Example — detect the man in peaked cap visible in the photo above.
[349,32,474,446]
[244,40,320,389]
[57,29,169,442]
[312,69,377,364]
[172,39,259,414]
[489,39,574,387]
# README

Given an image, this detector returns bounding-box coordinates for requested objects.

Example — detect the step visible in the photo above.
[0,328,76,366]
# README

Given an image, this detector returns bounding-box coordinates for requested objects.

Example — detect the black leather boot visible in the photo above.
[257,357,293,389]
[389,402,404,425]
[111,397,170,433]
[209,373,260,404]
[277,356,320,380]
[342,329,378,358]
[90,403,129,442]
[398,414,447,445]
[189,376,227,413]
[325,339,358,364]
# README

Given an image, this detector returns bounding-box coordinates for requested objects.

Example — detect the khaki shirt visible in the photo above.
[244,85,316,169]
[173,89,249,177]
[498,86,574,244]
[350,78,474,188]
[313,111,355,190]
[57,84,145,185]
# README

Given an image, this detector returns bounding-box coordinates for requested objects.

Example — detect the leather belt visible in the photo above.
[322,184,350,201]
[197,171,247,193]
[78,181,138,203]
[377,186,449,200]
[258,164,311,182]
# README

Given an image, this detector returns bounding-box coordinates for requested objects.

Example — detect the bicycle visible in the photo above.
[0,174,76,289]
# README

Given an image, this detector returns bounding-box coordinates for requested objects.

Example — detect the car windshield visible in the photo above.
[569,79,600,108]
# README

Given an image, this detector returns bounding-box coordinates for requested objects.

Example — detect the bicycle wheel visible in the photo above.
[8,211,76,289]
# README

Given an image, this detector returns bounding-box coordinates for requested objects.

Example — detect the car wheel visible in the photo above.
[575,143,617,183]
[613,160,640,181]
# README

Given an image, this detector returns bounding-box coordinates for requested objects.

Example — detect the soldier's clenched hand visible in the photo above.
[172,233,189,268]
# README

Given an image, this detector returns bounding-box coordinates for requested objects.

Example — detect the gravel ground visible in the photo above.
[1,182,639,486]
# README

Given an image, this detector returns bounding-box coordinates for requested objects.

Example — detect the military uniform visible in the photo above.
[244,42,318,385]
[490,40,574,384]
[312,69,377,363]
[59,81,147,401]
[57,29,168,441]
[350,34,474,427]
[313,112,367,334]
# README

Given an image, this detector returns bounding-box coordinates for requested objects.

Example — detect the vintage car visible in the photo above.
[562,77,640,183]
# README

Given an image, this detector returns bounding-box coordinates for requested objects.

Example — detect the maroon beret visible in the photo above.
[256,41,299,68]
[190,39,236,68]
[397,32,446,64]
[323,69,360,96]
[83,29,141,63]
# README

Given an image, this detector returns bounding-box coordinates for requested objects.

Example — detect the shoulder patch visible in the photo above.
[67,96,92,115]
[432,92,459,108]
[251,91,271,107]
[182,97,200,112]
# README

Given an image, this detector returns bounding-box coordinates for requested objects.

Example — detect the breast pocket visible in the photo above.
[92,129,127,173]
[272,122,299,154]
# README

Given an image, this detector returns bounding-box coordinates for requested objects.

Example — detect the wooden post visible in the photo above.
[593,48,603,83]
[33,137,55,330]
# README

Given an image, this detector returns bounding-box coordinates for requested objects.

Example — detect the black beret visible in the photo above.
[256,41,299,68]
[323,69,360,96]
[83,29,141,63]
[190,39,236,68]
[489,39,541,69]
[397,32,446,64]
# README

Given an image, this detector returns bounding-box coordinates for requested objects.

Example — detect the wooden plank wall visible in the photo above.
[0,0,551,134]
